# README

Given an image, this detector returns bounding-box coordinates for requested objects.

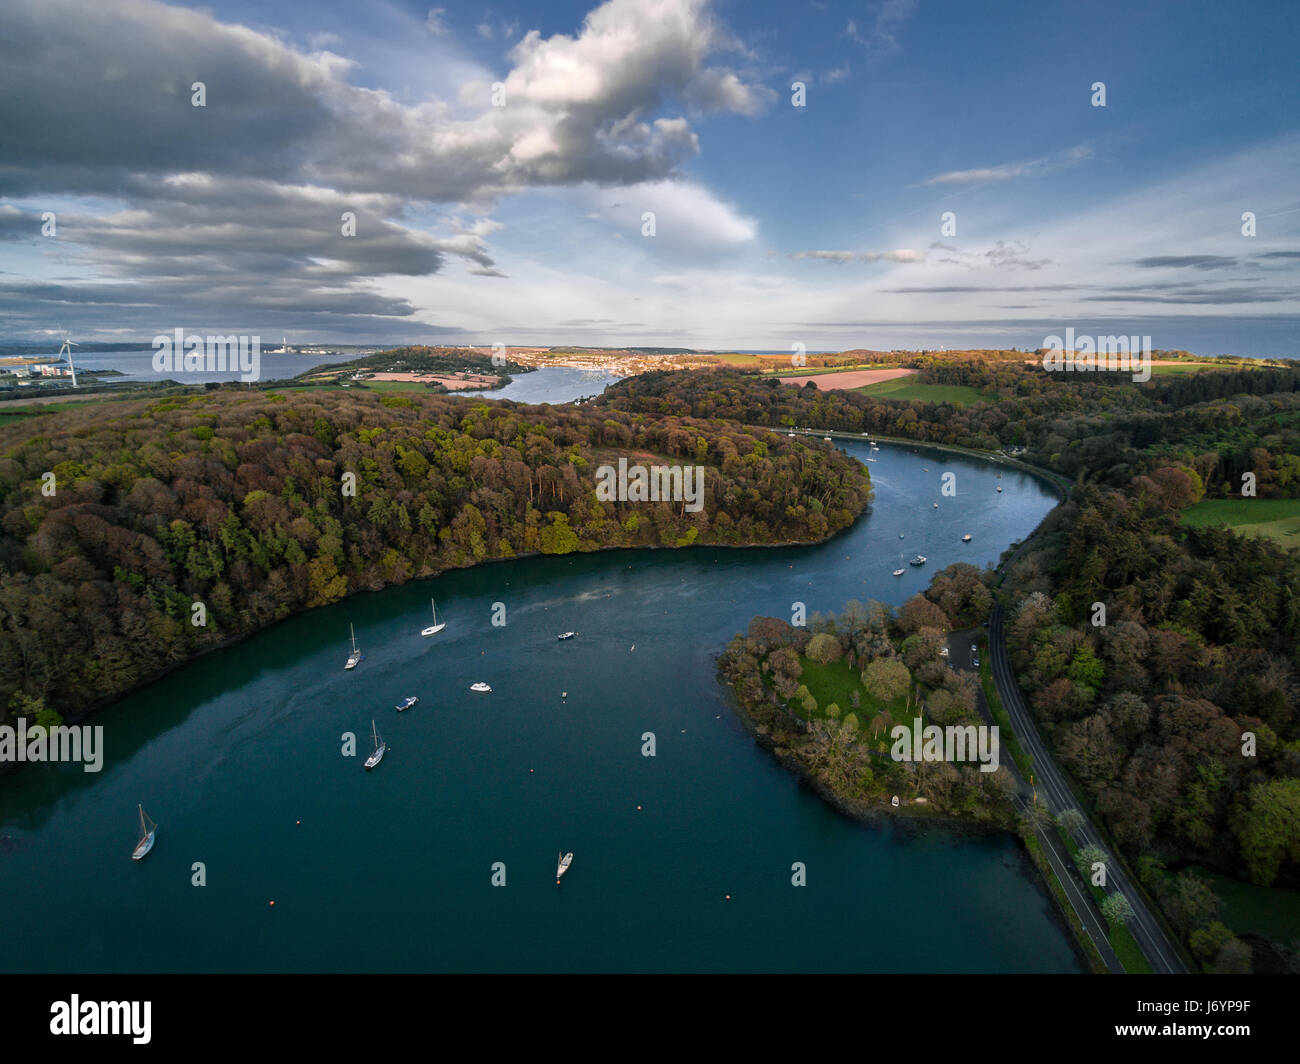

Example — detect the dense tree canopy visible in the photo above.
[0,389,871,723]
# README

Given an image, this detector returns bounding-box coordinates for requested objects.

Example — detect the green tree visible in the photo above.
[1232,778,1300,886]
[862,658,910,703]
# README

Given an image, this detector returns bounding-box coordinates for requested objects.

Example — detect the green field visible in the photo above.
[1196,869,1300,943]
[1148,362,1221,376]
[791,655,914,745]
[856,378,994,405]
[1180,498,1300,547]
[0,412,33,426]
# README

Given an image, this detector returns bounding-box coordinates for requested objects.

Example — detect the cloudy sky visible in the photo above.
[1,0,1297,354]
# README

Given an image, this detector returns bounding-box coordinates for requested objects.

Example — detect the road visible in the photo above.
[986,606,1188,974]
[947,630,1122,973]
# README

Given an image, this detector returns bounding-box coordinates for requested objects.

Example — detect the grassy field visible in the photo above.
[856,378,994,405]
[791,655,912,742]
[1196,869,1300,943]
[0,412,33,425]
[1180,498,1300,547]
[1148,362,1221,376]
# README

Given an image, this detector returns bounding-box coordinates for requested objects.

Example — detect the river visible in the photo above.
[0,438,1081,972]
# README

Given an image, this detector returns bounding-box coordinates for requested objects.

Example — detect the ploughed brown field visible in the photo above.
[369,371,499,389]
[778,367,915,390]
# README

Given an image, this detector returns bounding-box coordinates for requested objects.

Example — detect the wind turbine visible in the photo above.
[56,334,78,388]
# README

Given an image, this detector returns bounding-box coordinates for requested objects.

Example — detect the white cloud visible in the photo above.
[924,145,1093,186]
[586,180,757,254]
[425,7,450,36]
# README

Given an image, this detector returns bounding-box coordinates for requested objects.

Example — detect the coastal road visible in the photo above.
[949,630,1122,973]
[986,606,1187,974]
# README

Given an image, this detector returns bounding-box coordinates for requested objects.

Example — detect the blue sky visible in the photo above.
[1,0,1297,354]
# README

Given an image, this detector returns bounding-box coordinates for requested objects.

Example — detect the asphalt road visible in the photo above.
[986,606,1187,974]
[948,628,1122,972]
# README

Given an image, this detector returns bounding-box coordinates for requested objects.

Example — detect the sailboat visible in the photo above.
[364,720,386,769]
[556,851,573,885]
[345,623,362,670]
[131,805,156,861]
[421,599,446,638]
[893,551,906,577]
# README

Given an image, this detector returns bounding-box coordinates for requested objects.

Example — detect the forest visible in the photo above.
[598,361,1300,497]
[0,388,871,728]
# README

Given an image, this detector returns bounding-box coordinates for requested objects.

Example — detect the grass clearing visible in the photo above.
[1180,498,1300,548]
[791,655,913,741]
[856,378,994,405]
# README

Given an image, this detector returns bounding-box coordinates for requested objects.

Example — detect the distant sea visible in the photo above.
[53,349,360,385]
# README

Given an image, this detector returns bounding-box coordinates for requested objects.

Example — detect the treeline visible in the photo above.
[0,389,871,724]
[1002,474,1300,971]
[597,364,1300,497]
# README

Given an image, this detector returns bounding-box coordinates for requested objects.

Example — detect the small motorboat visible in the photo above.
[962,534,972,542]
[470,682,492,693]
[893,567,905,576]
[395,696,419,712]
[909,555,927,566]
[997,486,1003,493]
[557,632,576,641]
[556,851,573,885]
[932,503,938,509]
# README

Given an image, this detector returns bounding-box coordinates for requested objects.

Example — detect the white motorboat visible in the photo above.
[909,555,927,566]
[556,851,573,884]
[557,632,576,641]
[470,682,492,693]
[962,533,972,542]
[395,696,418,712]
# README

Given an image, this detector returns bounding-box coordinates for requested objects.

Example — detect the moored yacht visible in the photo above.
[364,720,386,769]
[131,805,156,861]
[345,623,362,670]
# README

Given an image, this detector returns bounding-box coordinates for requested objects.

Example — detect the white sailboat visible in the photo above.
[131,805,156,861]
[421,598,446,638]
[893,552,905,577]
[556,851,573,885]
[364,720,386,769]
[345,623,362,670]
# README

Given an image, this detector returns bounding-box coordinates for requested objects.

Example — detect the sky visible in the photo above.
[1,0,1298,355]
